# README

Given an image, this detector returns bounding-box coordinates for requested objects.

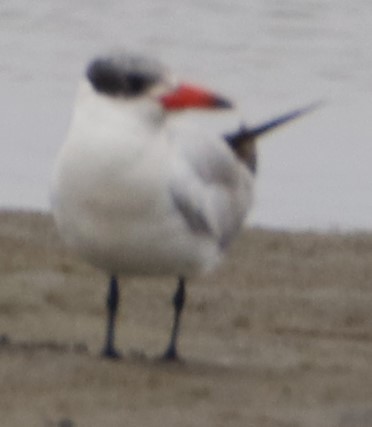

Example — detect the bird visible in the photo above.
[51,49,317,361]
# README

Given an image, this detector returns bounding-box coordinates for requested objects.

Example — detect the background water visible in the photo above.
[0,0,371,231]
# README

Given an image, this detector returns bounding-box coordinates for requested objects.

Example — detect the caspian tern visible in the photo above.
[51,50,317,360]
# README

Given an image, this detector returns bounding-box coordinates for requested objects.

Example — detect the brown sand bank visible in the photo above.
[1,210,372,427]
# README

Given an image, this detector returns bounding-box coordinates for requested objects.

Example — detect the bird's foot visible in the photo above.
[161,346,182,363]
[101,347,122,360]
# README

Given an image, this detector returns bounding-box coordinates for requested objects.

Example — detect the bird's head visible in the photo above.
[86,50,233,113]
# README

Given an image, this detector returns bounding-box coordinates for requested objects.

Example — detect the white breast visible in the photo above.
[51,81,254,277]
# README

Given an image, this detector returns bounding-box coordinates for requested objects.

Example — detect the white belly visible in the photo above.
[51,141,221,277]
[51,87,252,278]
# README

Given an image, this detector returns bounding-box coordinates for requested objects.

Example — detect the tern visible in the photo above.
[51,50,317,361]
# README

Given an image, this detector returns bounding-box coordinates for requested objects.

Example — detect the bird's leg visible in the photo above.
[162,276,186,361]
[101,275,122,359]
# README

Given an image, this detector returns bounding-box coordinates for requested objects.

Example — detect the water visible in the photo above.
[0,0,371,231]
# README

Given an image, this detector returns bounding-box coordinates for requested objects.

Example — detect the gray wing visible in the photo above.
[169,128,254,250]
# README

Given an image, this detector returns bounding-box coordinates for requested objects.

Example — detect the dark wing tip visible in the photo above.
[247,100,325,138]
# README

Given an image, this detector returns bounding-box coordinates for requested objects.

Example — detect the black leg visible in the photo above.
[101,275,122,359]
[162,276,186,361]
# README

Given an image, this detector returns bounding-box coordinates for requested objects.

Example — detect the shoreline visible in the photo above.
[1,207,371,236]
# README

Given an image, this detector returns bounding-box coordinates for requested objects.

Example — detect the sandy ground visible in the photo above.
[1,211,372,427]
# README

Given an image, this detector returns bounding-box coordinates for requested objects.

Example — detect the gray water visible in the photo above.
[0,0,371,230]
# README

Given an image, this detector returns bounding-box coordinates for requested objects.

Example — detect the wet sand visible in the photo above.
[1,210,372,427]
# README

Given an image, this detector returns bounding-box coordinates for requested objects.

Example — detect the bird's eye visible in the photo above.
[125,73,148,95]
